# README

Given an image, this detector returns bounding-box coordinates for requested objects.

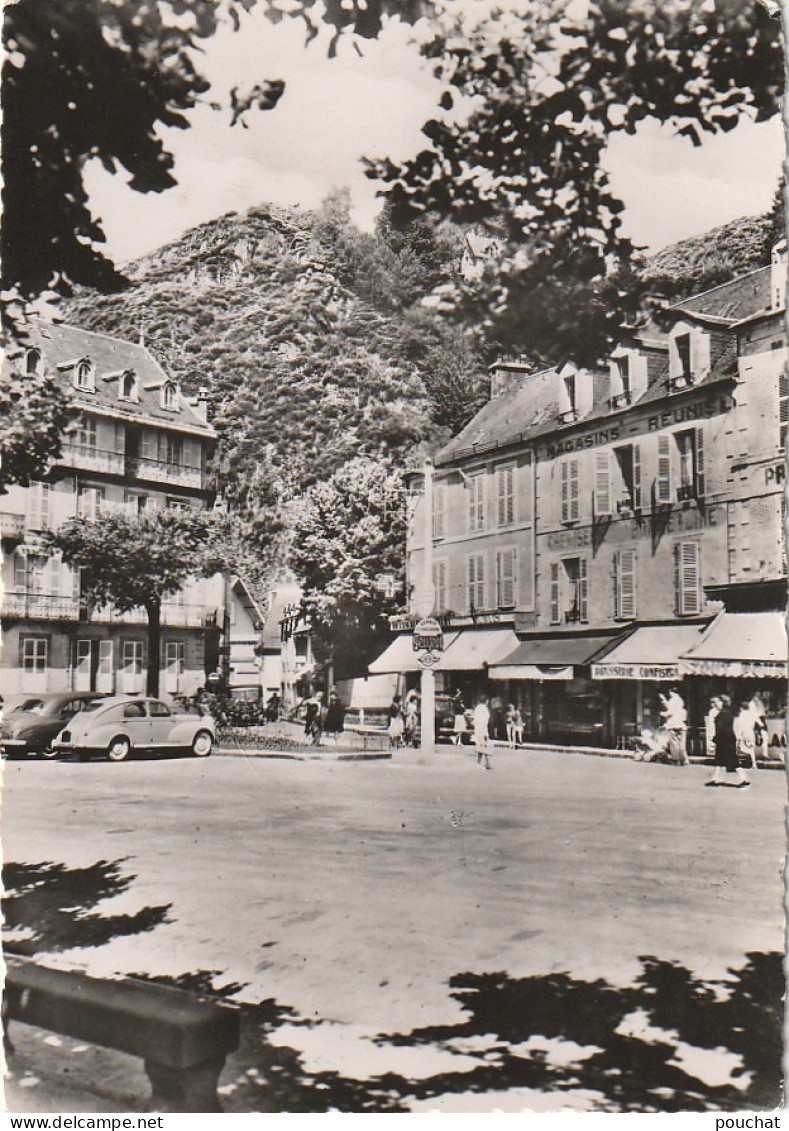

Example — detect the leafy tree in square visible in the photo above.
[49,508,229,696]
[288,457,407,679]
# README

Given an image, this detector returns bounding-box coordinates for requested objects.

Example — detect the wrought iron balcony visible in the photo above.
[58,443,125,476]
[125,455,204,490]
[2,592,81,621]
[676,483,698,503]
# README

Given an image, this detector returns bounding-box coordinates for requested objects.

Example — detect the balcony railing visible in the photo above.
[88,603,219,628]
[676,483,699,503]
[2,592,81,621]
[58,443,125,476]
[0,513,25,540]
[125,455,204,490]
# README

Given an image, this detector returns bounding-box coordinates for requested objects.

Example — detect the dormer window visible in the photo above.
[669,323,710,392]
[611,356,631,407]
[557,362,593,422]
[119,371,138,402]
[161,382,178,411]
[563,374,577,421]
[25,348,42,375]
[75,360,94,391]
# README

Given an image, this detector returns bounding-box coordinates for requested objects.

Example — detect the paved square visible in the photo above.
[2,749,784,1111]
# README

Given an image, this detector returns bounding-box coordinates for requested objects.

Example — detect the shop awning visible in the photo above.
[435,627,521,671]
[489,632,623,681]
[591,624,707,681]
[679,612,788,678]
[367,631,460,674]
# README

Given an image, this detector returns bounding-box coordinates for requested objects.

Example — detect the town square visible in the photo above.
[1,0,787,1118]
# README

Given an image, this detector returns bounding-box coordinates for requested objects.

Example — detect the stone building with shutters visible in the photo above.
[1,321,222,698]
[383,244,787,749]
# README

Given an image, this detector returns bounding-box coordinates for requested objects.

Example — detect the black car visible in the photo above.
[1,693,108,758]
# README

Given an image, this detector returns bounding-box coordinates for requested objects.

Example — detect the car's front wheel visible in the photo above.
[192,730,213,757]
[40,745,60,760]
[107,736,131,762]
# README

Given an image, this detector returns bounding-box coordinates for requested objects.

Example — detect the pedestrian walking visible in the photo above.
[387,694,404,748]
[660,687,689,765]
[323,689,345,744]
[706,694,750,788]
[474,696,491,769]
[734,699,759,770]
[452,695,468,745]
[265,691,281,723]
[403,690,420,748]
[304,690,324,745]
[511,706,524,747]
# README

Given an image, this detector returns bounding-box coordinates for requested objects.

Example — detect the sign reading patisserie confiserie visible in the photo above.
[591,663,679,681]
[413,617,444,653]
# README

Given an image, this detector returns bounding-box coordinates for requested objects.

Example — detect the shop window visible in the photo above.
[468,473,485,533]
[467,553,485,612]
[560,458,580,523]
[433,559,447,612]
[614,549,637,620]
[496,464,514,526]
[675,541,701,616]
[433,482,447,539]
[614,444,642,513]
[496,548,517,609]
[551,557,588,624]
[20,635,48,673]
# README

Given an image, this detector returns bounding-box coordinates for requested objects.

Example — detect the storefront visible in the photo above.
[679,611,787,760]
[489,631,624,745]
[590,623,709,751]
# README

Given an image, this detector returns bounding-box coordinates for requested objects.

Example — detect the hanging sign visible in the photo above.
[413,617,444,654]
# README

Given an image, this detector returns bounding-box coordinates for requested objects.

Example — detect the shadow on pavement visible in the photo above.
[210,952,783,1113]
[2,860,172,955]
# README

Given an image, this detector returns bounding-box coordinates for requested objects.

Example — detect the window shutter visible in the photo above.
[27,482,50,530]
[657,436,672,504]
[616,549,636,619]
[694,427,705,498]
[497,466,514,526]
[550,563,560,624]
[561,462,569,522]
[676,542,701,615]
[497,549,516,608]
[594,451,611,516]
[14,551,27,591]
[779,369,789,446]
[632,443,642,509]
[578,558,588,622]
[570,459,580,520]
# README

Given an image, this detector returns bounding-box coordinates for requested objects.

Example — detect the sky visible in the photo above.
[84,6,785,265]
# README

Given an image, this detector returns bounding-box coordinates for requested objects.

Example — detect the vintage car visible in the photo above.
[1,692,108,758]
[51,696,216,761]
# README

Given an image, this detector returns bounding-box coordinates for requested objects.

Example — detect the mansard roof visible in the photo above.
[667,266,772,324]
[9,320,214,437]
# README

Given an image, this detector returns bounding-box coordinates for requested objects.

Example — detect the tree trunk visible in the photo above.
[146,600,162,697]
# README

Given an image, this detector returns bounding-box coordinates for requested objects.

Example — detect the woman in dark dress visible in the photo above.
[706,694,750,788]
[323,690,345,743]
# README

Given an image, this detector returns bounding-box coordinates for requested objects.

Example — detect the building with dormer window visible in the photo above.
[375,250,787,752]
[1,321,222,698]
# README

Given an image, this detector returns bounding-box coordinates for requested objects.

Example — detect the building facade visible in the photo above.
[1,321,220,698]
[379,247,787,750]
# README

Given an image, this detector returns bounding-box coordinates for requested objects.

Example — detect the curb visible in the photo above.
[216,747,392,762]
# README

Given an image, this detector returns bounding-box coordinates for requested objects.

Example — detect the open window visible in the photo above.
[25,348,42,375]
[669,323,710,391]
[550,557,588,624]
[613,444,642,513]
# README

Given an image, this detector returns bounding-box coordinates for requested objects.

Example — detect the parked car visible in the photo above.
[51,696,216,761]
[0,693,108,758]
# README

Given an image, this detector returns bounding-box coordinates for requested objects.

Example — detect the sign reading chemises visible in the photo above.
[413,617,444,668]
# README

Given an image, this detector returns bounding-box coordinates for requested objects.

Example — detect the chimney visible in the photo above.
[196,386,211,423]
[771,238,786,311]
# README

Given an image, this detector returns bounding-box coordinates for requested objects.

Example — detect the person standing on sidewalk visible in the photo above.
[706,694,750,788]
[660,687,689,765]
[474,696,491,770]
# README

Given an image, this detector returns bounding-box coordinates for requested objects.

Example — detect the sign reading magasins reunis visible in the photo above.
[544,393,731,459]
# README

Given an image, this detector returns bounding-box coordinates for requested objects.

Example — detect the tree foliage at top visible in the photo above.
[0,358,73,494]
[367,0,783,364]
